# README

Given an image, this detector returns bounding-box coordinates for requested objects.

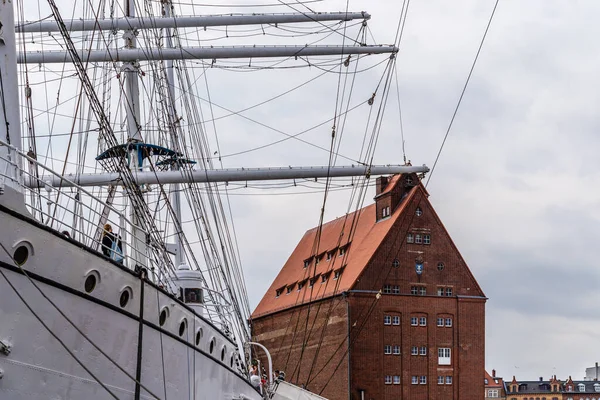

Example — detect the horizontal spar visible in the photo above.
[28,165,429,188]
[18,45,397,64]
[17,12,371,33]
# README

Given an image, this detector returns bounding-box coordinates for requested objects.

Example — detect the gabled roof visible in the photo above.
[251,180,419,319]
[485,370,503,388]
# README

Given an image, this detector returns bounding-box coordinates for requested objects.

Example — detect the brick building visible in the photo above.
[250,173,486,400]
[486,369,507,399]
[506,375,600,399]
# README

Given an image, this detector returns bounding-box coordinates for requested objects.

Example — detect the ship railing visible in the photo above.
[0,152,153,273]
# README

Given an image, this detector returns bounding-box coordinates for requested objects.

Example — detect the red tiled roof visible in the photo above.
[251,181,418,319]
[485,370,503,388]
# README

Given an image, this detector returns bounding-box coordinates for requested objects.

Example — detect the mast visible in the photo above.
[0,0,23,197]
[162,0,183,268]
[123,0,146,268]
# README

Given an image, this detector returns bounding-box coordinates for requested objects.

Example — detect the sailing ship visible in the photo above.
[0,0,428,398]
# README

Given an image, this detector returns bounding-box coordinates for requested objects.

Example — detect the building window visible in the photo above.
[411,317,418,326]
[392,259,400,268]
[407,233,414,243]
[416,207,423,217]
[384,315,392,325]
[276,289,283,297]
[411,346,418,355]
[382,206,390,218]
[393,376,400,385]
[333,270,341,280]
[411,286,426,295]
[303,259,310,268]
[392,285,400,294]
[393,345,400,355]
[406,176,414,185]
[438,376,444,385]
[415,234,422,244]
[446,376,453,385]
[420,376,427,385]
[437,286,453,297]
[326,252,332,261]
[424,234,431,245]
[419,346,427,356]
[437,317,444,327]
[339,246,347,256]
[321,275,327,283]
[309,278,317,287]
[383,284,392,294]
[446,287,453,296]
[286,285,294,294]
[419,317,427,326]
[488,389,499,397]
[392,316,400,325]
[384,345,392,355]
[578,384,585,392]
[445,318,453,327]
[298,281,305,290]
[437,262,445,271]
[385,375,392,385]
[438,348,451,365]
[412,376,418,385]
[595,383,600,392]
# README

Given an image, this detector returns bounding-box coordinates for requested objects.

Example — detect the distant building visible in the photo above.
[250,173,486,400]
[506,375,600,399]
[585,363,600,381]
[485,369,506,399]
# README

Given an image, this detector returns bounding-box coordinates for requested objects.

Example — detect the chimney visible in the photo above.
[375,176,389,196]
[492,369,496,378]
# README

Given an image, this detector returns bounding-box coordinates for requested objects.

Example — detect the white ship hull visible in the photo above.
[0,204,262,400]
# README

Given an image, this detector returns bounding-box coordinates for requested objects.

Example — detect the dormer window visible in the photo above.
[594,383,600,392]
[309,277,317,287]
[578,384,586,392]
[339,245,349,256]
[298,280,305,290]
[276,288,283,298]
[321,274,329,283]
[327,251,333,261]
[315,256,320,266]
[382,206,390,218]
[333,270,341,280]
[286,285,295,294]
[303,258,311,268]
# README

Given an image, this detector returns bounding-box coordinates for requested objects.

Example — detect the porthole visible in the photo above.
[221,346,226,361]
[84,274,97,293]
[209,338,215,354]
[195,328,203,346]
[392,259,400,268]
[159,307,169,327]
[179,319,187,337]
[415,207,423,217]
[119,287,132,308]
[437,262,445,271]
[13,245,29,266]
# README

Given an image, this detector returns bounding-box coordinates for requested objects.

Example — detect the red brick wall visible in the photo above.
[251,295,350,400]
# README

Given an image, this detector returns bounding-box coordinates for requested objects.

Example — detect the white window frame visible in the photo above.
[410,317,418,326]
[392,316,400,325]
[438,348,451,365]
[424,234,431,245]
[578,384,586,392]
[488,389,498,397]
[407,233,414,243]
[446,287,453,296]
[384,345,392,355]
[393,376,400,385]
[419,317,427,326]
[382,206,390,218]
[411,376,418,385]
[411,346,418,356]
[385,375,392,385]
[437,287,444,296]
[393,345,400,355]
[384,315,392,325]
[411,286,418,295]
[419,346,427,356]
[383,284,392,294]
[446,376,453,385]
[445,318,453,327]
[420,376,427,385]
[437,317,444,327]
[415,234,422,244]
[438,376,444,385]
[419,286,426,295]
[392,285,400,294]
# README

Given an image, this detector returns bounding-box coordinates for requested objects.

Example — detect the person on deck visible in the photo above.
[102,224,115,257]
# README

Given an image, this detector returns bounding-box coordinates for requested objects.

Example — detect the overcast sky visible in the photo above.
[204,0,600,382]
[25,0,600,383]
